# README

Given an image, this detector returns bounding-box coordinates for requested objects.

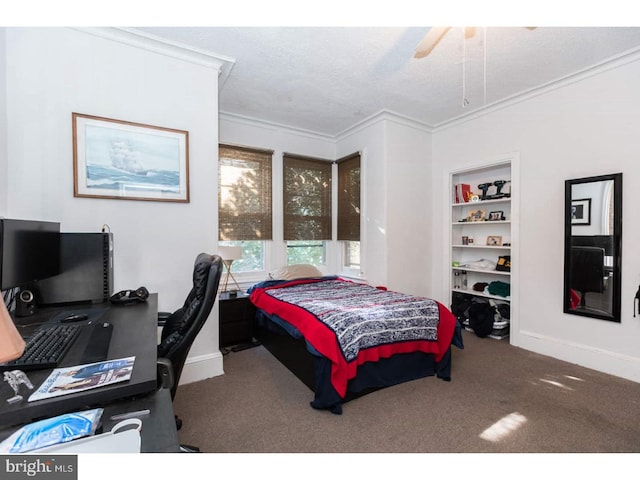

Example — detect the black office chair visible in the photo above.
[570,246,606,309]
[157,253,223,450]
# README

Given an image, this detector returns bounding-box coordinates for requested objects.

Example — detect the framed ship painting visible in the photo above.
[73,113,189,202]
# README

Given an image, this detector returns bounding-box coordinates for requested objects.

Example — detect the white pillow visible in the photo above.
[268,264,323,281]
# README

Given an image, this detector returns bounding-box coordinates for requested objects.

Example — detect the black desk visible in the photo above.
[100,388,180,453]
[0,295,180,452]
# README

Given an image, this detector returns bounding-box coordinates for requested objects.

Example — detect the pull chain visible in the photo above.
[483,26,487,109]
[462,27,469,107]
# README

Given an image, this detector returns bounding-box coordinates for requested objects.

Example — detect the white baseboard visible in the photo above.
[177,350,225,386]
[517,330,640,384]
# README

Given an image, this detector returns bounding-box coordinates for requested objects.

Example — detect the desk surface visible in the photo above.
[0,294,180,452]
[0,296,159,429]
[98,387,180,453]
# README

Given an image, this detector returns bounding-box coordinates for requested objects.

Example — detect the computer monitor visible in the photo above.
[0,218,61,291]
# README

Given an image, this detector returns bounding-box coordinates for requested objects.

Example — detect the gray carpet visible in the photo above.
[173,330,640,453]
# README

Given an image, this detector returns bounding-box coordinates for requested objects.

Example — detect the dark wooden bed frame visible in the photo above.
[252,307,457,411]
[254,315,382,403]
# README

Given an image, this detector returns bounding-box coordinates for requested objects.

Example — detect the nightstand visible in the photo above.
[218,291,255,348]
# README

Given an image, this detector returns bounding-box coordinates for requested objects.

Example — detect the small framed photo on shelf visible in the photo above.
[488,210,505,221]
[487,235,503,246]
[466,209,486,222]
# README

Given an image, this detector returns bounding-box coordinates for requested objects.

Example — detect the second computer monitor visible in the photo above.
[36,232,114,306]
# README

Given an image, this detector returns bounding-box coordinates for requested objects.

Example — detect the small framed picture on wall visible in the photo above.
[571,198,591,225]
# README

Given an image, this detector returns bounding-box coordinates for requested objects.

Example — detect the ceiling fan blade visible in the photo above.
[414,26,451,59]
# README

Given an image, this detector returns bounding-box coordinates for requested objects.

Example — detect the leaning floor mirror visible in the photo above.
[564,173,622,322]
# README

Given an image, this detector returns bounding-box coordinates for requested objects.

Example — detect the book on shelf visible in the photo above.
[454,183,471,203]
[28,356,135,402]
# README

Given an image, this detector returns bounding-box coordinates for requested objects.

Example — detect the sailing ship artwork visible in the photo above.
[73,113,189,202]
[109,140,149,176]
[84,126,181,193]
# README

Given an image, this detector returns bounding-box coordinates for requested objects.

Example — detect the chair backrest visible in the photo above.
[570,246,605,294]
[158,253,223,399]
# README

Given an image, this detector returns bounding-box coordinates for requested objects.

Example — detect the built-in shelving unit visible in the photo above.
[449,157,517,340]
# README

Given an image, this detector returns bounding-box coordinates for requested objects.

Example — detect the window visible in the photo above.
[218,145,273,272]
[343,241,360,269]
[286,240,326,266]
[282,153,332,267]
[337,152,361,270]
[219,240,264,273]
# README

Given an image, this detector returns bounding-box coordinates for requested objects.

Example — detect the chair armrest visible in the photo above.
[157,311,172,327]
[157,357,174,391]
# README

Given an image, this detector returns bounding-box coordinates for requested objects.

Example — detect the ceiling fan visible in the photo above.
[414,26,536,59]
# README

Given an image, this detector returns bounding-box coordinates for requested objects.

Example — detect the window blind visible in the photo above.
[283,153,332,241]
[337,152,361,241]
[218,144,273,241]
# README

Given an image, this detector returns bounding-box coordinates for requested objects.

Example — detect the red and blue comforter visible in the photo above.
[249,277,457,398]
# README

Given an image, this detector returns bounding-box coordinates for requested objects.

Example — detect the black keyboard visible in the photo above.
[0,324,81,371]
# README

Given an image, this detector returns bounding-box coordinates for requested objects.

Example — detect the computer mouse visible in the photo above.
[60,313,89,323]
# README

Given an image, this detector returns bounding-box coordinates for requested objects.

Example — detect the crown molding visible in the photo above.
[72,27,236,88]
[335,109,433,141]
[219,111,336,142]
[221,109,434,144]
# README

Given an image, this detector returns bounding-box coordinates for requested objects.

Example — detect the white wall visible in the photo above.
[0,28,7,215]
[384,119,432,296]
[336,118,387,284]
[432,53,640,382]
[4,28,224,380]
[334,114,433,290]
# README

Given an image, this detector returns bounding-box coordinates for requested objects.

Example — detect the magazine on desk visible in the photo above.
[28,356,136,402]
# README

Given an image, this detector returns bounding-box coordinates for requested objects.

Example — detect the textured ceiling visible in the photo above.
[134,26,640,136]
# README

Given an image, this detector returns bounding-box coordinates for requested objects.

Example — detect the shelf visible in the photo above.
[452,266,510,276]
[452,245,511,249]
[452,288,511,302]
[450,158,515,344]
[452,220,511,225]
[452,197,511,207]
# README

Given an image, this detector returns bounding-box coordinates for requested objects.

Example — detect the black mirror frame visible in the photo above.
[564,173,622,322]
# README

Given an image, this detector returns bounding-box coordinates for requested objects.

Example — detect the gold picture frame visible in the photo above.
[73,113,190,203]
[487,235,503,246]
[466,209,486,222]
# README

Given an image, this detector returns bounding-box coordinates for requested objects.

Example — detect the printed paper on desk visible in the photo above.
[28,356,136,402]
[31,419,142,453]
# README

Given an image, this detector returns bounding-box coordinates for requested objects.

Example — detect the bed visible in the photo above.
[248,271,463,414]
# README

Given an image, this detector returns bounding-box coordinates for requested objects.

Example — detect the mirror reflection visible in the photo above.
[564,173,622,322]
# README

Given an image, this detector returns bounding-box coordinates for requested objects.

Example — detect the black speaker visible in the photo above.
[15,288,37,317]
